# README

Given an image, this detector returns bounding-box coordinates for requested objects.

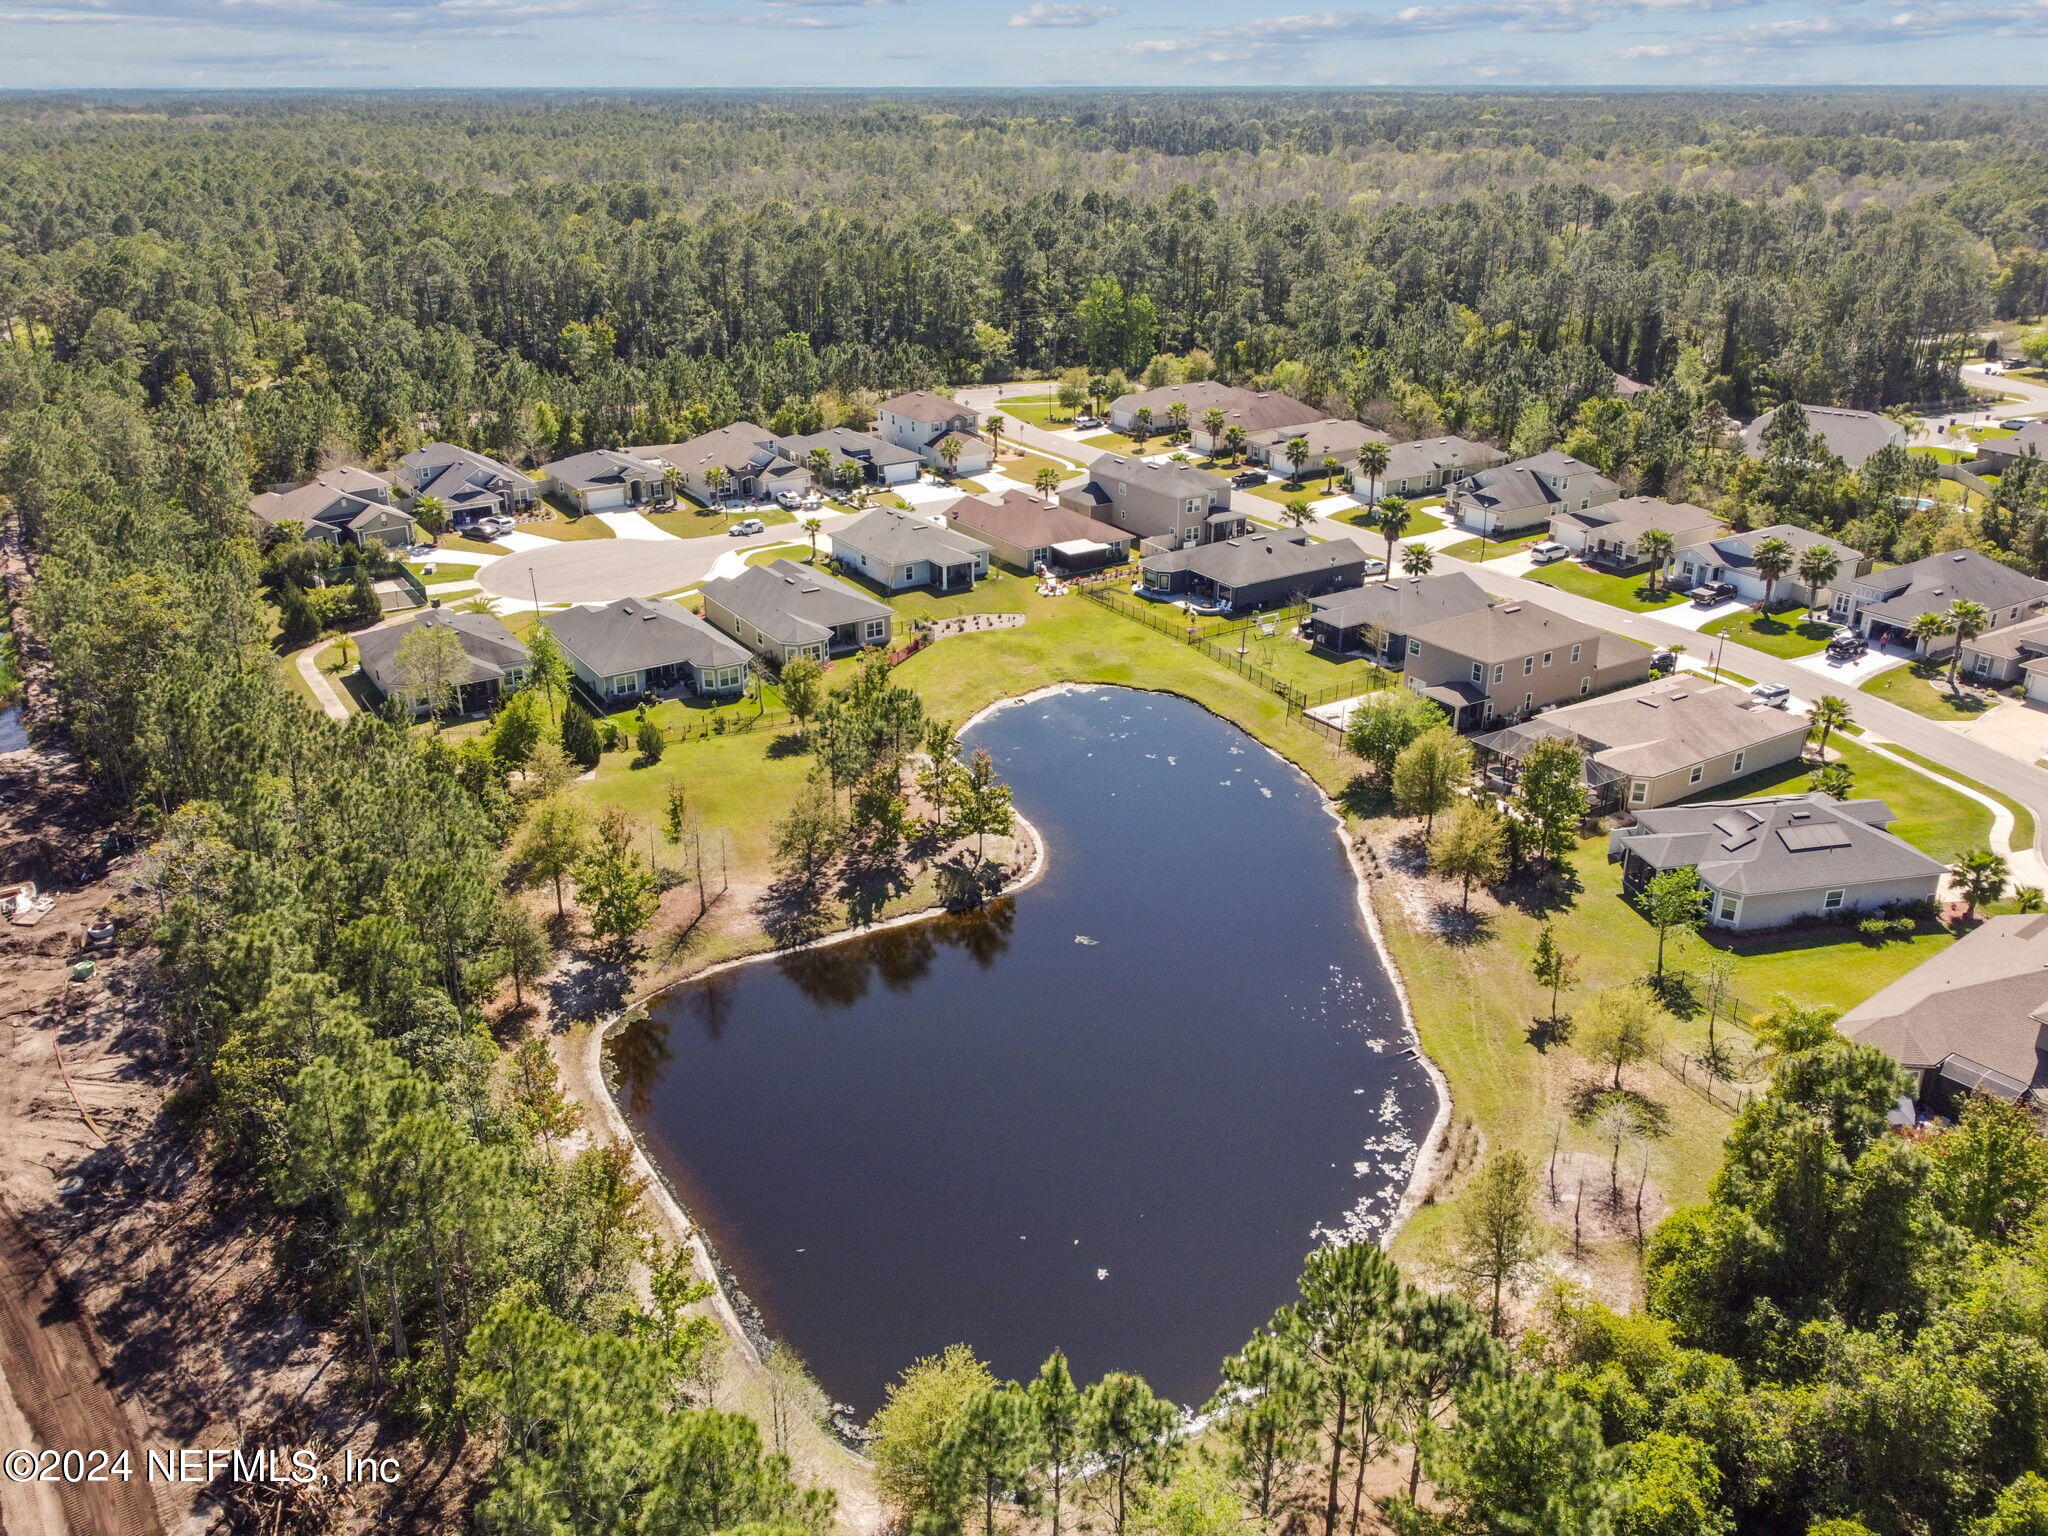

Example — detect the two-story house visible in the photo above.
[1058,454,1246,549]
[873,391,993,476]
[1401,599,1652,731]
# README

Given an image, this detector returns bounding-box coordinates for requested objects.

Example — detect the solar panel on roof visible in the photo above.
[1778,824,1852,852]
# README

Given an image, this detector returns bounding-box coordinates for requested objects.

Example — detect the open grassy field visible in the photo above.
[1859,659,2000,722]
[1527,561,1685,614]
[1700,604,1837,658]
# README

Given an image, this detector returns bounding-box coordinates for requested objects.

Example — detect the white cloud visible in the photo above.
[1008,1,1119,24]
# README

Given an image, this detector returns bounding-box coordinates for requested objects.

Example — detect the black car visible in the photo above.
[1232,469,1269,488]
[1826,632,1867,660]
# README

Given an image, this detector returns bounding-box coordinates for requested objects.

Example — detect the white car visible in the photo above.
[729,518,766,537]
[1749,681,1793,708]
[1361,557,1388,577]
[1529,541,1570,564]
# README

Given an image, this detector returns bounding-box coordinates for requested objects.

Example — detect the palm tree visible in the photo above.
[1808,694,1852,759]
[1201,407,1227,453]
[806,447,834,488]
[1950,848,2010,921]
[1375,495,1412,571]
[1166,402,1189,444]
[413,493,448,546]
[1750,536,1795,612]
[1639,528,1674,591]
[1797,544,1842,619]
[1911,609,1956,667]
[1223,424,1247,464]
[1282,497,1315,531]
[1131,406,1154,447]
[1033,466,1060,500]
[1283,436,1311,484]
[661,464,685,507]
[706,465,732,507]
[987,413,1006,462]
[1087,375,1110,418]
[938,435,963,481]
[801,516,824,563]
[1355,439,1391,508]
[1401,542,1434,577]
[1946,598,1992,693]
[1321,456,1342,493]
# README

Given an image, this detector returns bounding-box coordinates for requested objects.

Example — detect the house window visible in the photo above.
[1470,662,1484,685]
[1542,651,1552,666]
[1689,764,1704,785]
[1493,664,1505,684]
[1571,643,1582,663]
[1823,889,1846,912]
[1523,656,1534,676]
[1523,692,1533,712]
[1409,639,1422,658]
[1629,779,1648,806]
[865,619,888,641]
[903,566,915,582]
[1717,893,1740,924]
[1732,750,1745,773]
[1579,678,1591,695]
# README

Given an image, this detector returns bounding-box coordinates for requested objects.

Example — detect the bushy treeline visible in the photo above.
[5,359,828,1535]
[0,93,2027,495]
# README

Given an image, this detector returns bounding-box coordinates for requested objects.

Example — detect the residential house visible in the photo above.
[1842,913,2048,1110]
[1472,678,1809,812]
[1447,451,1619,537]
[1975,421,2048,475]
[700,559,895,667]
[944,490,1131,574]
[1609,792,1944,933]
[1741,404,1904,469]
[1243,418,1391,480]
[542,598,751,702]
[1059,454,1247,549]
[1139,530,1366,614]
[1547,496,1726,572]
[1672,524,1870,608]
[1959,611,2048,699]
[634,424,811,506]
[394,443,538,527]
[540,448,664,512]
[1108,383,1321,453]
[1351,436,1505,501]
[829,507,991,593]
[249,467,418,549]
[770,428,923,488]
[1304,572,1493,663]
[1401,599,1653,731]
[1835,549,2048,655]
[874,391,993,476]
[357,610,529,715]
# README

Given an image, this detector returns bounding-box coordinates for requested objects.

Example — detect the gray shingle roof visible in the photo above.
[542,448,660,491]
[772,428,922,473]
[1112,383,1321,435]
[1382,435,1501,484]
[634,423,798,483]
[1851,548,2048,626]
[357,609,529,688]
[1308,572,1492,634]
[1615,793,1943,896]
[1142,530,1364,589]
[1841,913,2048,1085]
[1081,453,1231,503]
[831,507,990,569]
[1482,678,1807,780]
[1245,418,1391,460]
[1456,452,1613,518]
[878,390,974,427]
[702,559,893,646]
[542,598,749,678]
[945,490,1117,550]
[1676,522,1864,575]
[1741,404,1901,469]
[1552,496,1724,546]
[1405,598,1618,664]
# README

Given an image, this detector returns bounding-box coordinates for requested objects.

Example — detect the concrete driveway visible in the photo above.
[479,516,845,604]
[1954,696,2048,769]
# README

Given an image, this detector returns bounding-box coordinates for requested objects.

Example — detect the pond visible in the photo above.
[611,686,1439,1417]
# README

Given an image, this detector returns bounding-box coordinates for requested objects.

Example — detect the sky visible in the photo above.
[1,0,2043,90]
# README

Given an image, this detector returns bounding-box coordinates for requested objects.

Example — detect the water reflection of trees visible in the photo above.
[775,898,1016,1009]
[606,1008,674,1117]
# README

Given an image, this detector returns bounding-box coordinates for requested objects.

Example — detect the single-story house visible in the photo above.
[541,449,665,512]
[874,391,993,476]
[1140,530,1366,614]
[1351,436,1507,502]
[1243,418,1391,480]
[1402,599,1653,731]
[1058,454,1246,549]
[1609,792,1944,933]
[249,467,418,549]
[357,610,530,716]
[700,559,895,667]
[1547,496,1726,572]
[1836,549,2048,655]
[1304,572,1493,664]
[634,424,811,506]
[1960,611,2048,692]
[542,598,752,703]
[1472,678,1809,812]
[1741,404,1904,470]
[771,428,923,488]
[1974,421,2048,475]
[1448,451,1619,537]
[944,490,1130,573]
[1841,913,2048,1110]
[395,443,539,527]
[1109,383,1322,453]
[829,507,991,593]
[1672,524,1870,609]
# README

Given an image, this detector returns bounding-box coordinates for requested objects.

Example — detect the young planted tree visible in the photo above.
[1400,542,1433,577]
[575,805,658,956]
[1531,923,1580,1026]
[801,516,824,562]
[1322,455,1342,492]
[1798,542,1842,617]
[1283,496,1316,530]
[1750,536,1795,612]
[525,624,569,725]
[1132,406,1155,446]
[516,795,587,920]
[1809,694,1852,758]
[1582,983,1666,1092]
[1374,496,1411,572]
[413,492,449,544]
[1392,726,1471,835]
[635,716,665,764]
[986,413,1006,460]
[1430,799,1507,914]
[773,774,848,894]
[1201,407,1227,451]
[1445,1150,1542,1337]
[1034,466,1061,500]
[1951,848,2011,919]
[959,747,1016,866]
[1513,735,1590,869]
[493,895,553,1007]
[1345,689,1446,781]
[779,654,824,738]
[1283,436,1312,483]
[661,463,685,506]
[1640,865,1708,980]
[560,700,603,770]
[1910,608,1955,661]
[1810,760,1856,799]
[939,434,964,480]
[1223,424,1247,463]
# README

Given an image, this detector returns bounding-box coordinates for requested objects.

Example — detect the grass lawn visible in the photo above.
[998,397,1072,430]
[992,448,1075,486]
[1698,736,1991,864]
[1441,531,1544,562]
[942,477,989,494]
[1909,445,1969,465]
[1858,659,2000,722]
[1699,604,1837,658]
[406,561,479,587]
[440,534,510,557]
[645,503,796,537]
[1330,502,1442,541]
[1079,431,1146,454]
[1527,562,1685,614]
[744,542,815,568]
[521,506,616,541]
[1245,477,1349,508]
[1878,740,2038,851]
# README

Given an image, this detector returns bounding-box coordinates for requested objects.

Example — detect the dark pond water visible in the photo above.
[611,686,1438,1416]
